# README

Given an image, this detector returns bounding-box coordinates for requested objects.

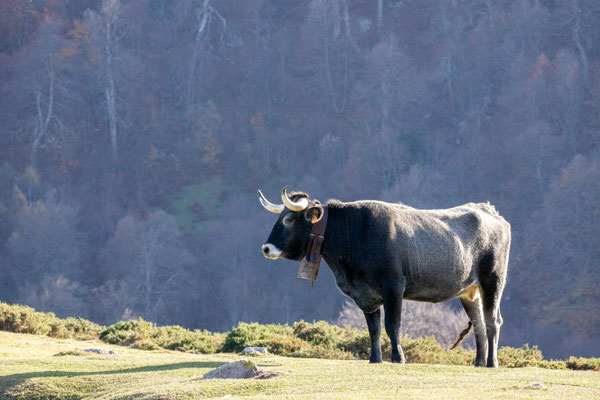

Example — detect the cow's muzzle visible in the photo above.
[262,244,282,259]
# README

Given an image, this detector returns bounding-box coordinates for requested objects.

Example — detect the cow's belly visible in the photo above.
[399,233,477,302]
[403,270,476,303]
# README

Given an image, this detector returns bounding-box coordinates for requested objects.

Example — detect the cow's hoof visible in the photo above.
[474,359,486,367]
[486,359,499,368]
[369,358,383,364]
[391,355,406,364]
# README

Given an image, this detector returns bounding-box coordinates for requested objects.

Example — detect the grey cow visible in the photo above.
[259,187,511,367]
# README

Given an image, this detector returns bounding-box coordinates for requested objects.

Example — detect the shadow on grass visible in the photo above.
[0,361,225,394]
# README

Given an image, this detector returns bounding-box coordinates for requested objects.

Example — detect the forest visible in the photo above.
[0,0,598,359]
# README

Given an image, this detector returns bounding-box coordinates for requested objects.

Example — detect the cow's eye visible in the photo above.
[283,214,294,226]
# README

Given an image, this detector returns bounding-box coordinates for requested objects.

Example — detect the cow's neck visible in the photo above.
[320,201,365,271]
[320,201,382,311]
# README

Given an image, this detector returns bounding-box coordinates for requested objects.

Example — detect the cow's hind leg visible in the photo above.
[364,308,382,363]
[460,294,487,367]
[478,252,507,368]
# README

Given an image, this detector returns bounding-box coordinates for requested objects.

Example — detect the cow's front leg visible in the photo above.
[383,283,406,363]
[364,308,382,363]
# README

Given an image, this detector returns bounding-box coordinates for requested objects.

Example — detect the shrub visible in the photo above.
[290,346,355,360]
[221,322,293,353]
[337,329,377,359]
[261,337,308,355]
[153,326,225,354]
[566,356,600,371]
[131,339,162,351]
[99,319,147,345]
[0,302,53,335]
[498,344,543,367]
[537,360,567,369]
[336,300,474,349]
[0,302,101,339]
[292,321,473,365]
[54,317,103,339]
[293,320,356,348]
[99,318,225,353]
[403,336,473,365]
[3,301,597,370]
[223,321,369,359]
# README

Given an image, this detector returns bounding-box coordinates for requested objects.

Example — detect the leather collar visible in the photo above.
[297,206,328,283]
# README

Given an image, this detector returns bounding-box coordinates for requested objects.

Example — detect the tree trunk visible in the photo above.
[377,0,383,35]
[105,20,118,166]
[572,7,589,87]
[31,61,55,170]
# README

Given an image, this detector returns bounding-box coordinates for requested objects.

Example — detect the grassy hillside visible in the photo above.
[2,301,599,371]
[1,331,599,400]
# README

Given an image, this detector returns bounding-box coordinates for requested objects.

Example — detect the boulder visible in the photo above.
[202,359,259,379]
[243,347,269,355]
[530,382,547,389]
[84,348,117,355]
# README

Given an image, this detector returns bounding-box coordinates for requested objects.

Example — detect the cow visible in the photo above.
[258,187,511,367]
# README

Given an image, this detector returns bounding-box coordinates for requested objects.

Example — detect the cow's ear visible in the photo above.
[305,205,324,223]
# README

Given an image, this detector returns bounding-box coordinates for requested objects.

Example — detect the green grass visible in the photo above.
[167,178,229,231]
[1,331,599,400]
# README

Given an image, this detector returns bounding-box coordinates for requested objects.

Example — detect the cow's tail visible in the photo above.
[449,321,473,350]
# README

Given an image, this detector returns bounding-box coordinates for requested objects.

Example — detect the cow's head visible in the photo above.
[258,186,324,261]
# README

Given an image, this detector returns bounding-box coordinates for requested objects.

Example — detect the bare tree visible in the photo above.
[1,20,73,171]
[308,0,351,114]
[377,0,383,35]
[83,0,126,167]
[186,0,226,111]
[99,210,194,322]
[7,192,82,306]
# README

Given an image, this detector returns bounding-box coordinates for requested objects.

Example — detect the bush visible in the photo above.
[290,346,355,360]
[3,301,598,370]
[403,336,473,365]
[338,329,375,359]
[293,320,356,348]
[156,326,225,354]
[290,321,474,365]
[0,302,101,339]
[0,302,53,335]
[261,337,308,355]
[221,321,361,359]
[131,339,162,351]
[498,344,543,367]
[54,317,103,339]
[100,318,225,353]
[336,300,474,349]
[99,319,146,345]
[566,356,600,371]
[221,322,293,353]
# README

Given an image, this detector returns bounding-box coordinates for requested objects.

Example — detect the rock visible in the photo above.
[243,347,269,355]
[54,350,85,356]
[202,359,259,379]
[84,348,117,355]
[530,382,547,389]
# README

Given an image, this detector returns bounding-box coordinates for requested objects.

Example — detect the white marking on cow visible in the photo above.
[262,244,282,259]
[458,285,480,302]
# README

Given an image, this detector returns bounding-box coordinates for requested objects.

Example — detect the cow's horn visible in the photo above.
[258,189,284,213]
[281,186,309,211]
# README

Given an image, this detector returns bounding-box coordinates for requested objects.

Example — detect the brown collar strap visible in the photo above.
[297,206,328,283]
